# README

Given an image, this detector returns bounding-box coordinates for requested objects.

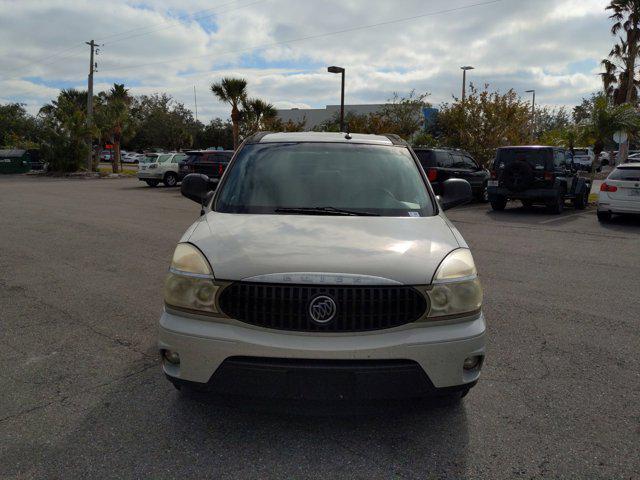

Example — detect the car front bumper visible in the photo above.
[137,171,162,180]
[158,309,486,399]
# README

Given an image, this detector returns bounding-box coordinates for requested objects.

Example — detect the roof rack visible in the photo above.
[383,134,408,146]
[244,131,274,144]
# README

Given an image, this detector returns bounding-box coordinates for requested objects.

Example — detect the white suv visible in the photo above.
[138,152,187,187]
[158,132,486,403]
[597,162,640,222]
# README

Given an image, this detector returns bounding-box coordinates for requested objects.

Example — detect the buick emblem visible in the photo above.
[309,295,337,324]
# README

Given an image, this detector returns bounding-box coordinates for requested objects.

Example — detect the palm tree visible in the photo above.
[605,0,640,162]
[211,77,247,149]
[607,0,640,103]
[581,94,640,172]
[242,97,277,134]
[601,39,639,106]
[97,84,132,173]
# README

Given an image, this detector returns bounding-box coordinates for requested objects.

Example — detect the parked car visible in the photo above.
[488,146,590,214]
[597,162,640,222]
[122,152,143,164]
[159,132,485,403]
[99,150,112,162]
[569,147,599,172]
[413,147,490,202]
[138,152,188,187]
[180,150,234,179]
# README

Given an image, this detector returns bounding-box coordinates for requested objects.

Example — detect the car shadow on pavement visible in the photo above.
[597,214,640,232]
[27,371,470,478]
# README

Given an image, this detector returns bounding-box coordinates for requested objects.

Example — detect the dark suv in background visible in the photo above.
[181,150,234,180]
[488,146,590,214]
[413,148,490,202]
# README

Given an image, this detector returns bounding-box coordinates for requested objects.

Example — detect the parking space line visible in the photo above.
[538,211,592,224]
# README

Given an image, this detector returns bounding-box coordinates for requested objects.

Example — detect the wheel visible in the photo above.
[145,180,160,187]
[477,183,489,203]
[574,190,587,210]
[547,194,564,214]
[163,172,178,187]
[490,196,507,211]
[597,210,612,222]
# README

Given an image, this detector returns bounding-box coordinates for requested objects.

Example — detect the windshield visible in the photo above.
[215,143,434,216]
[157,154,172,163]
[609,167,640,181]
[142,155,158,163]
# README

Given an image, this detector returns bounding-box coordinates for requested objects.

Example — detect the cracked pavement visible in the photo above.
[0,176,638,479]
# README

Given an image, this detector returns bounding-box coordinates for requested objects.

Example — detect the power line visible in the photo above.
[1,0,262,80]
[100,0,505,75]
[99,0,264,46]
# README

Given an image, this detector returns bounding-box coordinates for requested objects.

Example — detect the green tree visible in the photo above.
[39,89,93,172]
[211,77,247,149]
[241,97,277,136]
[96,84,132,173]
[0,103,39,148]
[580,94,640,175]
[194,118,234,149]
[603,0,640,162]
[126,94,196,151]
[431,84,532,166]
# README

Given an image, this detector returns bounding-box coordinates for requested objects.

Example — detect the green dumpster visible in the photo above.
[0,149,31,174]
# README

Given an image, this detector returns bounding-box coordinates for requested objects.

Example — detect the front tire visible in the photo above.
[597,210,612,223]
[163,172,178,187]
[145,180,160,187]
[477,183,489,203]
[490,196,507,211]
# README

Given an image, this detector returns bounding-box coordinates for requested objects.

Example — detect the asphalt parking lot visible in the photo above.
[1,176,639,479]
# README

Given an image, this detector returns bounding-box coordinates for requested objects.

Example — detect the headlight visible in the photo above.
[426,249,482,318]
[164,243,220,314]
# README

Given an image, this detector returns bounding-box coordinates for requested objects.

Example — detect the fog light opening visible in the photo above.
[463,355,482,371]
[162,349,180,365]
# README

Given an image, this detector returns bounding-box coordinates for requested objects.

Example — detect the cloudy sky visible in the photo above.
[0,0,613,122]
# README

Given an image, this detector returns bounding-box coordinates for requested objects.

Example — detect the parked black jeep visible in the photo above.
[488,146,591,214]
[413,147,490,202]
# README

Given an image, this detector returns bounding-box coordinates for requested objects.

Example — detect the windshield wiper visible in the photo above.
[274,206,379,216]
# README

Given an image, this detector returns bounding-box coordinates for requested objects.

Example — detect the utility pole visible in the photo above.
[194,85,198,123]
[86,40,97,172]
[461,66,474,102]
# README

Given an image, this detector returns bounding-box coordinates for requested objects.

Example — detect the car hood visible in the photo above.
[184,213,462,285]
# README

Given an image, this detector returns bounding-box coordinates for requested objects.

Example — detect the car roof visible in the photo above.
[249,131,398,146]
[497,146,558,150]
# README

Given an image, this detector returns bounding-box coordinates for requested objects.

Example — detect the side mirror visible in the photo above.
[181,174,218,205]
[439,178,472,210]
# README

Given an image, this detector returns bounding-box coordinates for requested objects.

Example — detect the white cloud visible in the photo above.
[0,0,614,121]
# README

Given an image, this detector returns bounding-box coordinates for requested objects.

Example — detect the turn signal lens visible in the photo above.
[170,243,212,276]
[427,168,438,182]
[433,249,477,282]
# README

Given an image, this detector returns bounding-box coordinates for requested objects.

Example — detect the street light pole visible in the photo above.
[460,66,474,102]
[328,66,345,131]
[525,89,536,142]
